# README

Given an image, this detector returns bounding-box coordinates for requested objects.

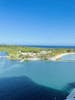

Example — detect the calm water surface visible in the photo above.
[0,58,75,90]
[0,57,75,99]
[61,54,75,61]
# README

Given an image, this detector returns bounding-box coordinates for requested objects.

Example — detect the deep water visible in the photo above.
[0,76,67,100]
[23,45,75,49]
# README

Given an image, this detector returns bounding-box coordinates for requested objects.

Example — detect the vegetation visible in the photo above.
[0,45,75,61]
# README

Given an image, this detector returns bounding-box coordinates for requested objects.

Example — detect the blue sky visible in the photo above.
[0,0,75,45]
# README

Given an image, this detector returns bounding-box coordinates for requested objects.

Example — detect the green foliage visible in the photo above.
[0,45,75,61]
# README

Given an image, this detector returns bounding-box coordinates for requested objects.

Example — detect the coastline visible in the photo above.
[20,57,41,62]
[49,52,75,61]
[0,46,75,62]
[7,52,75,62]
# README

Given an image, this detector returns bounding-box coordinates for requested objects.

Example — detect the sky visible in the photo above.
[0,0,75,45]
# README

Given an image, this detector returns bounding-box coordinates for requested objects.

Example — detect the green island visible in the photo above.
[0,45,75,62]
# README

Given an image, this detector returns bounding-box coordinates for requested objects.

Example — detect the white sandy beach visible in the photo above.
[20,57,40,62]
[50,52,75,61]
[20,52,75,62]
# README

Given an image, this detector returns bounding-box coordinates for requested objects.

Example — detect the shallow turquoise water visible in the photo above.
[61,54,75,61]
[0,58,75,91]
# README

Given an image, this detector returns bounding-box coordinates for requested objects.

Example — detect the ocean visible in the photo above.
[23,45,75,48]
[0,58,75,100]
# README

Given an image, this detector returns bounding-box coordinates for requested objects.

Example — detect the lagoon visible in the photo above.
[0,58,75,99]
[0,59,75,90]
[61,54,75,61]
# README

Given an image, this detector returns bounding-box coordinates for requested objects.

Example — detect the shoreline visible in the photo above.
[20,57,41,62]
[0,52,75,62]
[9,52,75,62]
[49,52,75,61]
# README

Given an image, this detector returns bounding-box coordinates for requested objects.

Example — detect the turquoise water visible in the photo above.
[61,54,75,61]
[0,58,75,91]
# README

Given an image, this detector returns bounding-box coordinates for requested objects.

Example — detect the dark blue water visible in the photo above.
[0,76,67,100]
[23,45,75,48]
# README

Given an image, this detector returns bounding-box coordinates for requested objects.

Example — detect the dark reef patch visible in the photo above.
[0,76,68,100]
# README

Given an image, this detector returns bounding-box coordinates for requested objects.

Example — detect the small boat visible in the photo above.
[65,88,75,100]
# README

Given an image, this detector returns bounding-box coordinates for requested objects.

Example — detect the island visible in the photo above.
[0,45,75,62]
